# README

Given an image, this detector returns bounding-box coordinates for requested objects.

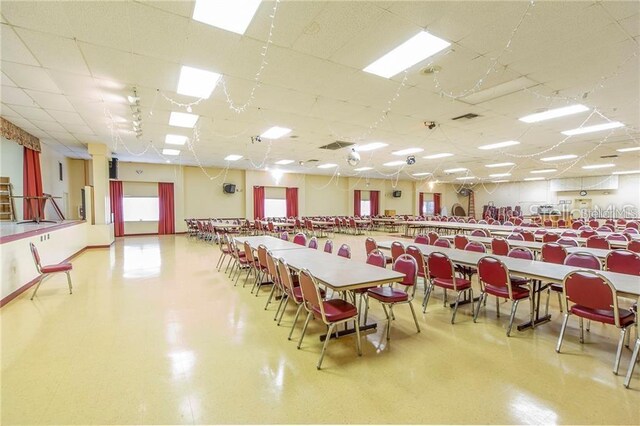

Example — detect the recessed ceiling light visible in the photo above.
[165,134,188,145]
[461,76,537,105]
[169,112,199,128]
[561,121,624,136]
[177,66,221,99]
[524,177,545,181]
[616,147,640,153]
[224,154,243,161]
[443,167,467,173]
[612,170,640,175]
[355,142,388,152]
[530,169,557,174]
[412,172,432,176]
[519,104,589,123]
[383,160,406,167]
[582,163,615,170]
[540,154,578,162]
[260,126,292,139]
[392,148,424,156]
[423,153,453,159]
[363,31,450,78]
[274,159,294,165]
[317,163,337,169]
[489,173,511,178]
[485,162,515,168]
[478,140,520,150]
[192,0,262,35]
[491,180,509,183]
[162,149,180,156]
[456,176,475,180]
[354,166,373,171]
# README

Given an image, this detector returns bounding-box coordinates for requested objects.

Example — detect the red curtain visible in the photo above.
[433,193,441,215]
[286,187,298,217]
[370,190,379,216]
[23,147,44,220]
[253,186,265,219]
[158,182,175,235]
[354,190,361,216]
[419,192,424,216]
[109,180,124,237]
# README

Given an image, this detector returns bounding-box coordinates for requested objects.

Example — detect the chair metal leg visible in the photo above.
[556,313,570,352]
[451,291,463,324]
[30,275,46,300]
[288,304,304,339]
[422,283,433,313]
[544,288,551,317]
[297,312,312,349]
[624,337,640,388]
[473,292,485,323]
[265,283,278,310]
[65,271,72,294]
[408,301,420,333]
[275,296,288,321]
[363,295,370,325]
[496,296,501,318]
[354,319,362,356]
[506,299,520,337]
[557,291,563,313]
[317,323,335,369]
[579,317,584,343]
[614,327,628,375]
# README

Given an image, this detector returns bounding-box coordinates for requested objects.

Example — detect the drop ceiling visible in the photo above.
[1,0,638,183]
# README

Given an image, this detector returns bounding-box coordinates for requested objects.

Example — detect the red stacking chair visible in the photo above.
[280,231,289,241]
[607,233,629,242]
[308,237,318,249]
[507,247,534,287]
[625,334,640,388]
[561,230,578,238]
[337,244,351,259]
[365,237,377,255]
[503,221,514,227]
[424,251,474,323]
[264,251,283,310]
[390,241,405,263]
[275,258,304,337]
[588,219,600,228]
[29,243,73,300]
[580,229,597,238]
[296,269,361,369]
[556,270,635,374]
[586,235,610,249]
[242,241,259,287]
[216,234,232,271]
[605,250,640,276]
[367,254,421,341]
[557,219,568,228]
[323,240,333,253]
[507,233,524,241]
[406,245,427,286]
[491,237,509,256]
[426,231,439,245]
[454,234,469,250]
[571,221,583,230]
[544,219,553,227]
[251,244,271,295]
[414,234,429,244]
[626,221,639,230]
[543,233,560,243]
[473,256,534,336]
[628,240,640,253]
[471,229,487,237]
[293,232,307,246]
[432,238,450,248]
[521,230,535,242]
[358,250,387,324]
[557,237,579,247]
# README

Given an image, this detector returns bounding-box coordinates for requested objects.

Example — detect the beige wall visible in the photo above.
[305,174,349,216]
[0,136,24,218]
[183,166,246,219]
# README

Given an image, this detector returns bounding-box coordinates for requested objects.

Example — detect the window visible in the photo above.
[123,197,159,221]
[423,200,435,215]
[360,200,371,216]
[264,198,287,218]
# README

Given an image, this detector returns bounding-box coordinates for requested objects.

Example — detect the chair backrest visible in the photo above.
[503,221,514,226]
[564,251,601,270]
[433,238,451,248]
[557,237,579,247]
[293,232,307,246]
[520,230,534,241]
[393,254,418,288]
[324,240,333,253]
[275,258,297,300]
[602,224,615,232]
[308,237,318,249]
[605,219,615,225]
[625,227,639,234]
[365,237,377,254]
[280,231,289,241]
[298,269,325,320]
[507,247,534,260]
[243,241,255,268]
[337,243,351,259]
[470,229,486,237]
[586,235,610,249]
[580,229,597,238]
[268,222,275,232]
[571,221,583,230]
[544,219,553,227]
[507,232,524,241]
[405,245,425,277]
[468,218,477,224]
[534,228,548,236]
[606,233,628,242]
[626,221,639,230]
[605,250,640,276]
[391,241,406,261]
[477,256,511,293]
[563,271,619,324]
[257,244,269,269]
[478,220,488,225]
[366,249,386,268]
[464,241,486,253]
[427,231,439,245]
[491,237,509,256]
[542,233,560,243]
[561,230,578,238]
[589,219,600,228]
[454,234,469,250]
[266,251,280,289]
[557,219,567,227]
[541,242,567,264]
[629,240,640,253]
[426,251,455,281]
[414,234,429,244]
[29,242,42,272]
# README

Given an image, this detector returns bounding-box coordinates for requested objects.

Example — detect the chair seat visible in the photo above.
[549,283,563,293]
[510,275,529,286]
[41,263,72,273]
[292,284,323,302]
[385,257,393,264]
[570,305,635,327]
[484,284,530,300]
[238,252,246,257]
[367,287,409,303]
[313,299,358,322]
[432,277,472,291]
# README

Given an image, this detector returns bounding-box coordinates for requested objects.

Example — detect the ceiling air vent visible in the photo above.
[452,113,480,121]
[319,141,355,150]
[600,154,619,159]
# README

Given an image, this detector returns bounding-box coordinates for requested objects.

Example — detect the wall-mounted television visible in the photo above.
[392,190,402,198]
[223,183,236,194]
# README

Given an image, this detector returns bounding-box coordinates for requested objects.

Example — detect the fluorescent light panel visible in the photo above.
[485,162,514,168]
[525,177,545,181]
[354,167,373,171]
[423,152,453,159]
[461,76,537,105]
[274,159,294,165]
[355,142,388,152]
[165,134,187,145]
[612,170,640,175]
[561,121,624,136]
[489,173,511,178]
[177,65,221,98]
[317,163,337,169]
[392,147,424,156]
[162,149,180,156]
[383,160,406,167]
[492,180,509,183]
[582,163,615,170]
[478,140,520,150]
[519,104,589,123]
[617,147,640,153]
[540,154,577,162]
[456,176,475,180]
[192,0,262,35]
[363,31,450,78]
[530,169,557,174]
[412,172,432,176]
[224,154,243,161]
[169,112,199,128]
[443,167,467,173]
[260,126,291,139]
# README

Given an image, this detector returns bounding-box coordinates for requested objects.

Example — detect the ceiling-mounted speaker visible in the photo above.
[459,188,471,197]
[109,158,118,180]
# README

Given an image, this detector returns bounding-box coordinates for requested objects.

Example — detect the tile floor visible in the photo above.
[1,232,639,424]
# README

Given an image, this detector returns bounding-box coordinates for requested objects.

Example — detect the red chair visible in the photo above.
[29,243,73,300]
[323,240,333,253]
[580,229,597,238]
[544,219,553,227]
[297,269,361,369]
[465,241,486,253]
[542,233,560,243]
[471,229,487,237]
[406,245,427,284]
[337,243,351,259]
[274,258,304,336]
[216,235,232,271]
[561,230,578,238]
[473,256,534,336]
[557,237,578,247]
[586,235,610,249]
[358,250,388,324]
[454,235,469,250]
[390,241,405,262]
[625,227,639,235]
[534,229,548,238]
[556,270,635,374]
[366,250,387,268]
[491,237,509,256]
[424,251,473,323]
[427,231,439,245]
[507,247,534,287]
[607,233,629,242]
[308,237,318,249]
[507,233,524,241]
[588,219,600,228]
[252,244,271,295]
[367,254,421,340]
[571,221,583,230]
[433,238,451,248]
[626,221,639,230]
[414,234,429,244]
[602,224,616,232]
[503,221,514,227]
[557,219,568,228]
[521,230,535,242]
[628,240,640,253]
[280,231,289,241]
[605,250,640,276]
[293,232,307,246]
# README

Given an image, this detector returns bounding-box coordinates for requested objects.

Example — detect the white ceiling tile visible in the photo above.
[0,24,40,66]
[78,42,137,83]
[129,2,189,62]
[1,61,61,93]
[0,1,74,37]
[0,104,22,118]
[61,0,133,51]
[139,0,194,18]
[46,110,85,124]
[29,119,67,132]
[1,71,17,87]
[14,28,91,75]
[1,86,37,107]
[9,105,55,122]
[24,90,76,111]
[61,123,94,134]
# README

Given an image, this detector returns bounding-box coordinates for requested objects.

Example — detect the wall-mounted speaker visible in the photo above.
[109,158,118,180]
[392,190,402,198]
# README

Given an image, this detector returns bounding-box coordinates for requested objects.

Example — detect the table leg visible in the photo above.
[517,279,551,331]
